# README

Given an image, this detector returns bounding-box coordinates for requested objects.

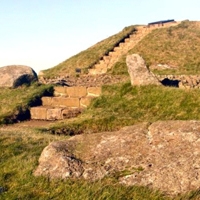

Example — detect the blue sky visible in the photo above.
[0,0,200,73]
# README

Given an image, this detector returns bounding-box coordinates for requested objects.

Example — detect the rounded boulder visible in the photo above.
[0,65,38,88]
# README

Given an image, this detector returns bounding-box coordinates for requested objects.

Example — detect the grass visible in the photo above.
[109,20,200,76]
[1,20,200,199]
[0,83,53,124]
[0,128,168,200]
[49,81,200,135]
[1,127,200,199]
[41,25,137,78]
[41,20,200,78]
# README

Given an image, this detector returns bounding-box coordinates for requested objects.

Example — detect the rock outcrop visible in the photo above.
[0,65,38,88]
[126,54,161,86]
[34,120,200,196]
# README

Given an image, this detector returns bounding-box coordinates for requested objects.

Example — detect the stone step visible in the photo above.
[30,86,102,120]
[124,38,130,42]
[119,43,126,48]
[42,97,80,108]
[94,63,107,70]
[99,60,105,65]
[113,46,121,52]
[103,56,110,62]
[88,23,181,76]
[54,86,102,97]
[30,106,82,121]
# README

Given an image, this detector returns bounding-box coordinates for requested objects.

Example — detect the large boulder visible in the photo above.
[0,65,38,88]
[34,120,200,196]
[126,54,161,86]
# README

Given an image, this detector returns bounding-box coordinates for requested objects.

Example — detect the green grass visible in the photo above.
[110,20,200,76]
[1,128,200,199]
[41,20,200,78]
[0,128,168,200]
[49,82,200,135]
[2,20,200,199]
[0,83,53,124]
[41,25,137,78]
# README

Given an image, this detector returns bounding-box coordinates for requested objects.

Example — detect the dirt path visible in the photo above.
[0,120,55,131]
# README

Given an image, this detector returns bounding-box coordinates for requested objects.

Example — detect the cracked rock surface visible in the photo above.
[34,120,200,195]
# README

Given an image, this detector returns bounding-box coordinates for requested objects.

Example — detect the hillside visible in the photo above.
[41,25,136,78]
[2,20,200,199]
[41,20,200,78]
[111,20,200,75]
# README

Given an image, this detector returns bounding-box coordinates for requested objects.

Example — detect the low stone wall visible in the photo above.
[157,75,200,89]
[39,74,129,87]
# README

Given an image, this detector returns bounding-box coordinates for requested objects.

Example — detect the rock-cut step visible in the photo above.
[30,86,102,120]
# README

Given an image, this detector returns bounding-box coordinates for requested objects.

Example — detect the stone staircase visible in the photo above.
[30,86,101,120]
[88,22,181,75]
[88,26,151,75]
[33,21,181,121]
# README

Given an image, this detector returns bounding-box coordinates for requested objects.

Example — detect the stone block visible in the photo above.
[67,87,87,97]
[87,87,102,97]
[51,97,62,107]
[30,106,47,120]
[47,108,63,120]
[80,97,94,108]
[42,97,52,106]
[54,86,67,97]
[51,97,80,107]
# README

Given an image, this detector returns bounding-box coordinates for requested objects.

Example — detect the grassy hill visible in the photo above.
[111,20,200,75]
[1,20,200,199]
[41,20,200,78]
[41,25,137,78]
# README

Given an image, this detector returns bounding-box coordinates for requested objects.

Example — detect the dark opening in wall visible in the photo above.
[161,78,180,87]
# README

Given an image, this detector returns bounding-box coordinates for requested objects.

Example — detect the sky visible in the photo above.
[0,0,200,73]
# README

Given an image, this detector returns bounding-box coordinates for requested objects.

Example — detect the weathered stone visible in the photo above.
[34,120,200,196]
[66,87,87,97]
[80,97,94,108]
[50,97,80,108]
[47,108,63,120]
[126,54,161,86]
[42,97,52,106]
[30,107,47,120]
[34,141,84,179]
[178,81,185,89]
[87,87,102,97]
[54,87,67,97]
[0,65,38,88]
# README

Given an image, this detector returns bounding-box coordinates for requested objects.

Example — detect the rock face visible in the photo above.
[0,65,38,88]
[126,54,161,86]
[34,120,200,196]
